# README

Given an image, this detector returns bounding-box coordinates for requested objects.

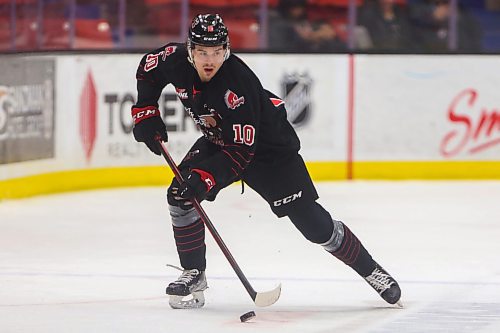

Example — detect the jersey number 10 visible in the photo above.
[233,124,255,146]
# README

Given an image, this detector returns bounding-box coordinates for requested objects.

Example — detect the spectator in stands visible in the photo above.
[409,0,482,52]
[268,0,346,52]
[486,0,500,11]
[358,0,415,51]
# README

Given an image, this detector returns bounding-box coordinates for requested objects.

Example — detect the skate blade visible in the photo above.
[396,299,404,308]
[169,291,205,309]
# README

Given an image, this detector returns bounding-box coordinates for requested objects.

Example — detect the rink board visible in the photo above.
[1,53,499,198]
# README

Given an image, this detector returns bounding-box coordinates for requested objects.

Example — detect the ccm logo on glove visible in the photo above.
[131,105,168,155]
[132,106,160,124]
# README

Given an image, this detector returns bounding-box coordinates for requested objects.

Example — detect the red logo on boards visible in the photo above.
[440,88,500,157]
[224,90,245,110]
[80,70,97,162]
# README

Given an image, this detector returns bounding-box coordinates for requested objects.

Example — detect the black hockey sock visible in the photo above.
[173,219,206,271]
[330,225,376,277]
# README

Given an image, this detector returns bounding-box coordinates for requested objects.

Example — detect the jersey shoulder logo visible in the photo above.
[144,45,177,72]
[270,97,284,107]
[162,45,177,61]
[224,90,245,110]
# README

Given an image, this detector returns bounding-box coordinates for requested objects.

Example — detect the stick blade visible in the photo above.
[254,284,281,307]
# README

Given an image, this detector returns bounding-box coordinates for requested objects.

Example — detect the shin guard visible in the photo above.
[173,219,206,270]
[329,223,375,277]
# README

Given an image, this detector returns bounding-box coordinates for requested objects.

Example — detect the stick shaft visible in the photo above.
[157,141,257,301]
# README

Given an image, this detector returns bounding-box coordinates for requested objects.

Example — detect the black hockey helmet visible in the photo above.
[187,14,230,66]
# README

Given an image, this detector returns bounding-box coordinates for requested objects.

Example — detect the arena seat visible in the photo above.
[144,0,180,5]
[0,18,37,50]
[189,0,278,6]
[470,8,500,52]
[42,18,68,48]
[145,1,182,35]
[224,17,260,50]
[0,0,36,3]
[0,18,11,51]
[307,0,363,6]
[74,19,113,47]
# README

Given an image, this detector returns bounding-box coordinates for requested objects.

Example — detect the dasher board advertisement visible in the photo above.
[0,57,55,165]
[355,55,500,161]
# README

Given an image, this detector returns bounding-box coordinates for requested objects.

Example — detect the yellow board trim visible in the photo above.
[0,167,173,200]
[1,161,499,199]
[306,161,347,181]
[353,161,500,180]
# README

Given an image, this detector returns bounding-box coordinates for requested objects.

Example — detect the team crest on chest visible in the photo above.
[224,89,245,110]
[199,114,218,128]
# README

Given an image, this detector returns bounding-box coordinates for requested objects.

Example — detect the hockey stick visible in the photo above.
[156,140,281,307]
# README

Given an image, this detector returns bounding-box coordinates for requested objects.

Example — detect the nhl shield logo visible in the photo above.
[282,73,312,127]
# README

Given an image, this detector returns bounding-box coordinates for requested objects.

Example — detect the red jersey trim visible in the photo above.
[270,97,285,107]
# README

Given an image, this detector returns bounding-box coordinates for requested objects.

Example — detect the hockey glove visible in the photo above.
[132,106,168,155]
[178,169,216,201]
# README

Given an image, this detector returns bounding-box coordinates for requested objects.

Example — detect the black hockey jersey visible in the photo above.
[134,43,301,189]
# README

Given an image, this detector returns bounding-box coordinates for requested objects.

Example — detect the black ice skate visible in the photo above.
[166,266,207,309]
[364,264,402,307]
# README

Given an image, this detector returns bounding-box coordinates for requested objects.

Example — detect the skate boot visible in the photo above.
[364,264,402,307]
[166,267,207,309]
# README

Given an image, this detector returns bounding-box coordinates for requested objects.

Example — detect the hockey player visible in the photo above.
[132,14,401,309]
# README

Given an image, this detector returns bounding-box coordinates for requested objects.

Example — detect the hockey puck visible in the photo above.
[240,311,256,322]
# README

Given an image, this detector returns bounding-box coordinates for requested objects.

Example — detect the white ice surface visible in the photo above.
[1,181,500,333]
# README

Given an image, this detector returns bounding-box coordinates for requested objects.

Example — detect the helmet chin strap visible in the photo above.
[222,38,231,60]
[187,40,195,68]
[223,47,230,61]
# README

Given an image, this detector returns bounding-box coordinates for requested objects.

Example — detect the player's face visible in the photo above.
[192,45,226,82]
